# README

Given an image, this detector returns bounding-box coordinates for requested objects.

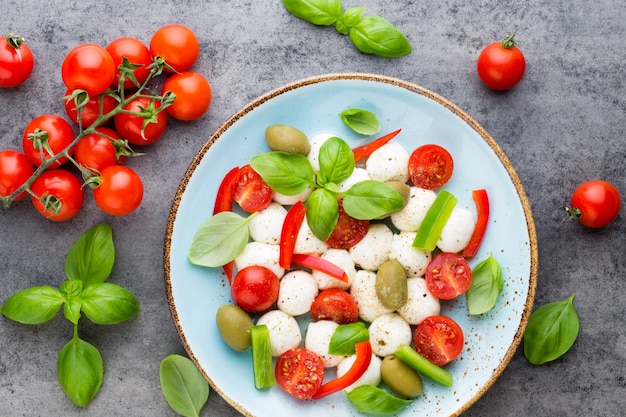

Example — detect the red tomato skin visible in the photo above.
[30,169,84,221]
[64,89,117,128]
[231,266,279,313]
[161,71,212,120]
[233,165,273,213]
[408,144,454,190]
[150,24,199,73]
[477,42,526,91]
[570,180,621,228]
[113,97,167,146]
[105,37,152,89]
[0,35,34,87]
[61,44,116,96]
[310,288,359,324]
[275,348,325,399]
[413,315,464,366]
[0,150,35,199]
[425,252,472,300]
[93,165,143,216]
[74,127,125,173]
[21,114,75,168]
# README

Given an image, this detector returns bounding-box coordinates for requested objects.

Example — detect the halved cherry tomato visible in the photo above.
[113,97,168,146]
[462,189,490,258]
[30,169,84,221]
[233,164,272,213]
[0,149,35,200]
[73,127,127,173]
[565,180,621,228]
[0,33,34,88]
[93,165,143,216]
[61,43,116,96]
[352,129,401,162]
[325,201,369,249]
[231,265,279,313]
[413,315,464,366]
[275,348,325,400]
[312,341,372,399]
[291,253,349,283]
[64,89,117,128]
[279,200,306,269]
[310,288,358,324]
[425,252,472,300]
[21,114,75,168]
[408,144,454,190]
[105,37,152,89]
[161,71,212,121]
[149,24,199,73]
[477,32,526,91]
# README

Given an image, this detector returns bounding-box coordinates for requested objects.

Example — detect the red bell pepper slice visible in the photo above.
[312,341,372,399]
[462,189,490,258]
[213,166,241,284]
[279,201,307,269]
[291,253,349,283]
[352,129,401,162]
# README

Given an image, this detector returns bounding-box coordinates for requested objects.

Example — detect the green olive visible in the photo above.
[265,124,311,155]
[215,304,254,351]
[381,355,423,399]
[375,259,408,310]
[385,180,410,208]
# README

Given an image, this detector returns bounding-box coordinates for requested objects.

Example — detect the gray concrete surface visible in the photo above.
[1,0,625,416]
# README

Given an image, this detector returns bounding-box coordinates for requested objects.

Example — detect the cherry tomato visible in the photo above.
[231,265,279,313]
[425,252,472,300]
[325,201,369,249]
[0,150,35,200]
[64,89,117,128]
[150,24,199,73]
[408,144,454,190]
[477,32,526,91]
[310,288,359,324]
[161,71,212,120]
[233,165,272,213]
[21,114,75,168]
[30,169,84,221]
[61,43,116,96]
[105,37,152,89]
[74,127,126,173]
[93,165,143,216]
[113,97,168,146]
[566,180,621,228]
[275,348,325,400]
[0,33,34,87]
[413,315,464,366]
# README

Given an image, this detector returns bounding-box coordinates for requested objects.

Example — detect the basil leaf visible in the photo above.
[339,108,380,135]
[349,16,412,58]
[335,7,365,35]
[250,151,315,196]
[81,283,140,324]
[346,384,412,416]
[1,286,64,324]
[64,298,82,324]
[282,0,342,26]
[466,253,503,315]
[60,279,84,298]
[58,333,103,407]
[160,354,209,417]
[305,188,339,241]
[523,294,579,365]
[188,211,252,268]
[64,223,114,286]
[329,322,369,355]
[343,180,404,219]
[318,136,354,186]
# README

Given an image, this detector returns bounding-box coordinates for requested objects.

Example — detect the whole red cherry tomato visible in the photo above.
[61,43,116,96]
[565,180,621,228]
[231,265,279,313]
[93,165,144,216]
[0,33,34,87]
[0,149,35,200]
[74,127,127,173]
[150,24,199,72]
[64,89,117,128]
[161,71,212,120]
[477,32,526,91]
[105,37,152,89]
[113,97,168,146]
[30,169,84,221]
[21,114,75,168]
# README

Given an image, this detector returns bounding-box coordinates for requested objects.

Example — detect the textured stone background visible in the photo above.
[0,1,624,416]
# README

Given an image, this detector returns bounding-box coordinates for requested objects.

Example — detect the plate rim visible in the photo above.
[163,72,539,417]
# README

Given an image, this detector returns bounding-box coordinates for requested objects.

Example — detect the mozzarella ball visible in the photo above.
[307,133,335,172]
[397,277,440,325]
[248,202,287,244]
[277,270,319,316]
[368,313,412,357]
[389,232,432,277]
[234,241,284,279]
[349,223,394,271]
[256,310,302,357]
[350,270,393,323]
[365,142,410,182]
[437,207,475,253]
[294,219,329,255]
[337,354,382,393]
[338,167,371,192]
[305,320,344,367]
[312,249,356,290]
[390,187,437,232]
[272,186,314,206]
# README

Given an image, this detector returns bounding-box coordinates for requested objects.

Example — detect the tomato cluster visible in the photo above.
[0,24,213,221]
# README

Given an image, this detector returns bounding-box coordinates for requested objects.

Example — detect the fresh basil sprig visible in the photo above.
[282,1,411,58]
[0,223,140,407]
[523,294,579,365]
[160,354,210,417]
[340,108,380,135]
[466,253,504,315]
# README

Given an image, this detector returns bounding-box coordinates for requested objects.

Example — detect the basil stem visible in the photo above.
[160,354,209,417]
[349,16,412,58]
[339,108,380,135]
[329,322,369,356]
[250,325,275,389]
[394,344,453,387]
[523,294,579,365]
[412,190,457,251]
[346,384,412,416]
[466,253,504,315]
[282,0,343,26]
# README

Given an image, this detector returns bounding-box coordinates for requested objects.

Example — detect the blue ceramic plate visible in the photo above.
[164,74,538,417]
